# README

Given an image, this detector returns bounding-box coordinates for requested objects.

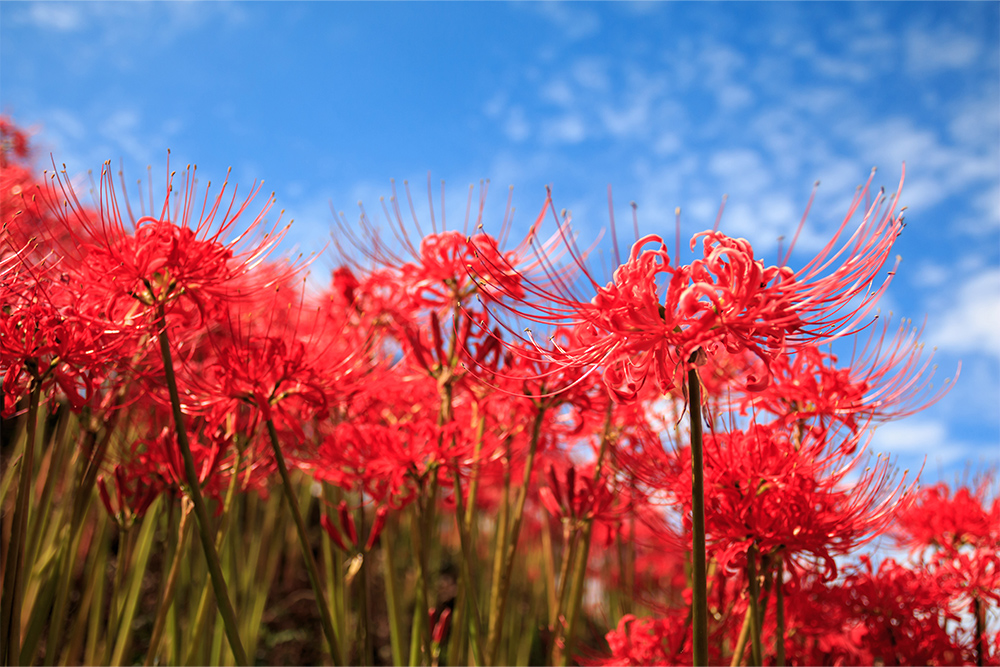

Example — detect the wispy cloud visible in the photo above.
[531,3,601,41]
[927,268,1000,359]
[872,419,972,472]
[906,25,983,75]
[25,3,82,32]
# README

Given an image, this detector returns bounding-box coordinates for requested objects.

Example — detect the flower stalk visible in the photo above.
[265,416,344,665]
[155,305,248,667]
[688,357,709,667]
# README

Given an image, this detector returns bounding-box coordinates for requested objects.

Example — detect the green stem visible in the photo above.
[155,306,248,666]
[144,499,193,666]
[558,521,593,667]
[775,554,785,667]
[83,513,110,667]
[974,595,984,667]
[105,522,137,666]
[486,407,545,665]
[559,406,614,667]
[409,493,436,666]
[746,543,762,667]
[688,360,709,667]
[110,498,161,666]
[381,515,406,667]
[45,421,110,667]
[551,522,578,645]
[1,381,40,665]
[61,505,105,666]
[450,467,485,666]
[730,603,752,667]
[540,511,558,628]
[265,417,343,666]
[183,445,242,667]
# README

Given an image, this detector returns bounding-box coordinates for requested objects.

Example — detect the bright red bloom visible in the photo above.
[39,159,293,331]
[665,422,916,579]
[841,556,967,666]
[746,316,959,431]
[480,169,905,402]
[896,478,1000,553]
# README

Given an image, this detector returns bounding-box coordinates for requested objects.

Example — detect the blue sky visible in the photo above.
[2,1,998,484]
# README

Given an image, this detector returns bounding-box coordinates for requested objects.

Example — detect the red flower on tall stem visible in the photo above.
[478,168,906,400]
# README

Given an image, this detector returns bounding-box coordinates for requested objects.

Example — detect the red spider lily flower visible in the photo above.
[841,556,967,666]
[2,211,128,416]
[97,463,161,528]
[593,610,698,666]
[478,169,905,401]
[309,392,474,508]
[896,478,1000,554]
[333,177,548,317]
[745,316,959,432]
[38,158,294,331]
[320,501,389,553]
[0,116,30,167]
[665,422,918,579]
[539,462,627,525]
[184,277,374,441]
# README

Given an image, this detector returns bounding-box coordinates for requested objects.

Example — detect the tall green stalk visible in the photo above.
[265,417,343,666]
[144,500,193,666]
[688,359,709,667]
[154,306,248,666]
[485,406,546,665]
[556,405,614,667]
[2,381,40,666]
[775,554,786,667]
[746,543,763,667]
[380,515,406,667]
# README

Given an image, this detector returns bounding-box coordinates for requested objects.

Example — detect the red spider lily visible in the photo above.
[745,316,959,431]
[125,422,233,507]
[310,399,474,508]
[593,609,698,666]
[2,158,129,415]
[478,169,905,401]
[896,479,1000,665]
[332,177,549,317]
[97,463,161,528]
[539,462,627,525]
[669,422,917,579]
[841,556,967,666]
[183,276,375,437]
[896,478,1000,553]
[0,272,122,415]
[0,116,30,167]
[37,158,294,332]
[320,500,389,553]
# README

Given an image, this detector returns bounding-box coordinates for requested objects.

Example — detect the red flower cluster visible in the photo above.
[1,117,987,667]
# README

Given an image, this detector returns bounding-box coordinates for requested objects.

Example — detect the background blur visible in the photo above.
[2,1,997,484]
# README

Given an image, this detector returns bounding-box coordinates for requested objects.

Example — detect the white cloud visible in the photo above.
[707,149,771,196]
[26,3,83,31]
[870,420,969,469]
[532,2,601,41]
[503,107,530,143]
[543,115,587,144]
[927,268,1000,359]
[599,98,649,138]
[542,79,575,107]
[910,260,949,289]
[571,58,610,91]
[906,26,982,75]
[653,132,681,156]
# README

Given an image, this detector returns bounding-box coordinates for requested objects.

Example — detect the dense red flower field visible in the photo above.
[2,117,997,666]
